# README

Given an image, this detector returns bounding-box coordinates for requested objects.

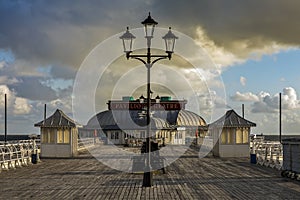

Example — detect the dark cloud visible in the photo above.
[10,77,57,101]
[50,64,77,80]
[1,0,299,70]
[0,0,152,68]
[151,0,300,55]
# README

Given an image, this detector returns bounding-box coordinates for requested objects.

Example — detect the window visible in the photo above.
[110,131,119,140]
[111,132,115,139]
[236,128,243,144]
[140,131,146,139]
[42,128,56,143]
[42,128,49,143]
[175,132,182,139]
[229,129,235,144]
[221,129,235,144]
[243,128,249,143]
[221,130,226,144]
[42,128,48,143]
[57,129,63,143]
[57,129,70,144]
[64,129,70,143]
[49,129,55,143]
[125,132,133,139]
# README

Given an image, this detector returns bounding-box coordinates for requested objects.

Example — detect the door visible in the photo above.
[174,132,183,144]
[110,131,120,144]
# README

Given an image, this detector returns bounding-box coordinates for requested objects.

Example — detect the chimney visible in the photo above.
[242,104,245,118]
[44,104,47,125]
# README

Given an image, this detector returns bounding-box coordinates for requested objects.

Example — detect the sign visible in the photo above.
[108,101,186,111]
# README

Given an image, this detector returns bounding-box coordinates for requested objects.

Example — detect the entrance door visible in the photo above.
[174,132,183,144]
[110,131,120,144]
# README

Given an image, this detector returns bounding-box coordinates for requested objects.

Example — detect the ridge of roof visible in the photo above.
[210,109,256,127]
[34,109,81,127]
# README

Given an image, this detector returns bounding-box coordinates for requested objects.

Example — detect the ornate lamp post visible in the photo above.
[120,13,178,187]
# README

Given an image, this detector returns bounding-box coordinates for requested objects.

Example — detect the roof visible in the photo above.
[83,109,207,130]
[177,110,206,126]
[34,109,80,128]
[209,109,256,128]
[83,110,172,130]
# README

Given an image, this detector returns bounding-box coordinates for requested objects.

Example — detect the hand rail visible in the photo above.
[251,139,283,170]
[0,140,40,172]
[78,138,97,151]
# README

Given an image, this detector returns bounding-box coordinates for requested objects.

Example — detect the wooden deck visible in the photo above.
[0,145,300,199]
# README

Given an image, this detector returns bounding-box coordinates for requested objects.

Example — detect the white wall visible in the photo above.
[41,144,73,158]
[218,144,249,157]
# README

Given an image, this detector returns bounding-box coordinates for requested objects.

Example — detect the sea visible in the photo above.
[0,134,40,141]
[264,135,300,141]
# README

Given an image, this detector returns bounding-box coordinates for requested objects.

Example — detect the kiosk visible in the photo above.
[35,109,81,158]
[210,110,256,157]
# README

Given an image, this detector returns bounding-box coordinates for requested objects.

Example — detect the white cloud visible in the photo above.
[0,84,32,115]
[13,97,32,114]
[282,87,300,109]
[240,76,247,86]
[49,97,72,113]
[0,85,14,107]
[231,87,300,113]
[255,87,299,113]
[231,91,259,102]
[254,88,300,112]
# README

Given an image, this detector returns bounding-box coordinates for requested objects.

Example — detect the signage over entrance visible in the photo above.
[108,100,187,111]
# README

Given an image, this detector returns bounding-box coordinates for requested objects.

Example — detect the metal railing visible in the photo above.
[78,138,97,150]
[0,140,39,172]
[251,139,283,170]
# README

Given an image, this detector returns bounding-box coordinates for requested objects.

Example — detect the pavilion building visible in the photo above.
[79,96,207,145]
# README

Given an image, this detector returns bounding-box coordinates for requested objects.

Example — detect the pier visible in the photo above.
[1,145,300,199]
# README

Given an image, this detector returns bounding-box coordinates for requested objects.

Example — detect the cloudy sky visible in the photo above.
[0,0,300,135]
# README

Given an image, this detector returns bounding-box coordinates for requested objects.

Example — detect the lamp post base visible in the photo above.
[142,171,153,187]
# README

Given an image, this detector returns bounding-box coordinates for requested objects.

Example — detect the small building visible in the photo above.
[34,109,81,158]
[209,109,256,157]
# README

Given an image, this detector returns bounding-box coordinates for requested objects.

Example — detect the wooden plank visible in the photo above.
[0,146,300,199]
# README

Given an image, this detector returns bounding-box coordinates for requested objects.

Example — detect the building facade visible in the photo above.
[80,96,207,145]
[209,110,256,157]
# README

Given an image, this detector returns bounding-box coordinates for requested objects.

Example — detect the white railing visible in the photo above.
[251,140,283,170]
[78,138,97,150]
[0,140,39,172]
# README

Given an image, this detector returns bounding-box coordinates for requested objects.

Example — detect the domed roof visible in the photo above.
[177,110,206,126]
[84,109,206,130]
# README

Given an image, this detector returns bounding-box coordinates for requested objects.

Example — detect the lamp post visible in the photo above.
[120,13,178,187]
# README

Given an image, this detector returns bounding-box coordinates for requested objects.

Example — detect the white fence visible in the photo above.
[251,139,283,170]
[0,140,39,172]
[78,138,97,150]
